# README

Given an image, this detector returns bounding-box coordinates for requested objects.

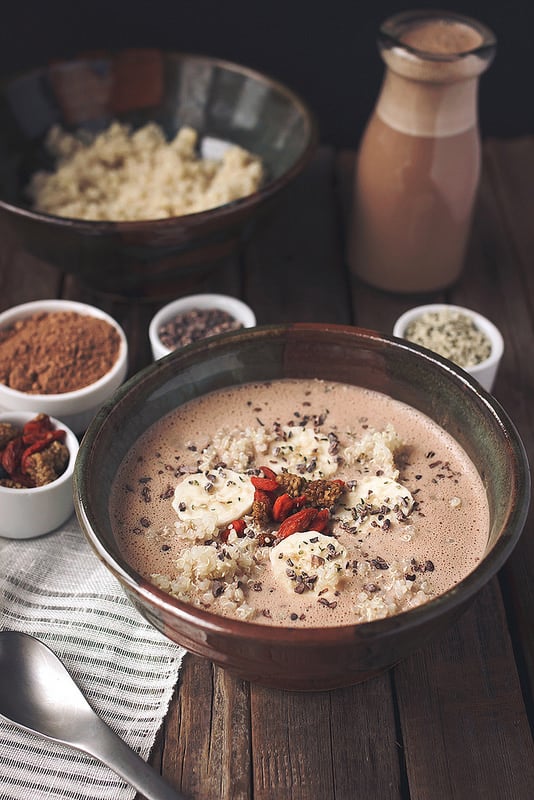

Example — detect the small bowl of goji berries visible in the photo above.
[149,293,256,360]
[0,411,79,539]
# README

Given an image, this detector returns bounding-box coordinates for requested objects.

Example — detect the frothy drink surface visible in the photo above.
[111,380,489,628]
[399,19,483,55]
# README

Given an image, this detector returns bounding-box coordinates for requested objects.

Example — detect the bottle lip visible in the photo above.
[379,9,497,63]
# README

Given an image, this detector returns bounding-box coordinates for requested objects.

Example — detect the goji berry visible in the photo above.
[22,414,55,445]
[259,465,277,481]
[312,508,331,533]
[272,492,295,521]
[277,507,318,540]
[220,518,247,543]
[293,494,307,510]
[251,475,279,492]
[1,437,24,476]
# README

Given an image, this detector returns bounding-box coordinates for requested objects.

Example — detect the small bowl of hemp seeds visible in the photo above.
[393,304,504,393]
[149,293,256,360]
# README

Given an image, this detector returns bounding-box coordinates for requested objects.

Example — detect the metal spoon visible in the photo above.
[0,630,187,800]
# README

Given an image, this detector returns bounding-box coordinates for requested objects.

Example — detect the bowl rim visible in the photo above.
[74,322,531,645]
[392,303,504,376]
[0,49,319,228]
[0,298,128,403]
[0,410,79,495]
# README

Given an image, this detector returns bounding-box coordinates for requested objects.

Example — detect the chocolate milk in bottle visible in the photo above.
[348,10,496,293]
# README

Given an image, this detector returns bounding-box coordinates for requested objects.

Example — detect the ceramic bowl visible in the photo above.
[149,293,256,359]
[0,299,128,433]
[0,49,317,298]
[0,411,79,539]
[73,324,529,690]
[393,304,504,393]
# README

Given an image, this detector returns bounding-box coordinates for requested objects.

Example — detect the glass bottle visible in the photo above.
[348,10,496,293]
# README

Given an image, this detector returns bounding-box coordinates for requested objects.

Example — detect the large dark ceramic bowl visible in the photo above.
[73,324,530,690]
[0,50,317,297]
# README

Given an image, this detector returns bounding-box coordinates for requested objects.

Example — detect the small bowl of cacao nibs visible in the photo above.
[0,411,79,539]
[149,293,256,360]
[393,304,504,393]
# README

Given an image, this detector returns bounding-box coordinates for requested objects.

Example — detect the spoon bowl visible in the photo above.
[0,630,184,800]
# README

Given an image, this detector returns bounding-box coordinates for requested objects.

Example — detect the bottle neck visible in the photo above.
[375,69,480,137]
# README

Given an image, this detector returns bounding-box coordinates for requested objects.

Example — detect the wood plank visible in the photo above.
[329,677,404,800]
[250,675,403,800]
[0,221,62,310]
[467,138,534,708]
[245,148,351,325]
[336,141,534,798]
[482,137,534,290]
[162,654,251,800]
[452,139,534,409]
[395,581,534,800]
[250,685,334,800]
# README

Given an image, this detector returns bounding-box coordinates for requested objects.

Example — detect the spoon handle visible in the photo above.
[81,715,187,800]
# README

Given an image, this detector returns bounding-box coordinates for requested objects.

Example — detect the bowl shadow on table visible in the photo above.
[74,324,530,690]
[0,49,317,299]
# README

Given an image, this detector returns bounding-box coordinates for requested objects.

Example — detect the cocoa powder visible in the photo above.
[0,311,121,394]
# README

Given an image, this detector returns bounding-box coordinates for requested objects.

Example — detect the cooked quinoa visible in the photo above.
[27,122,264,221]
[146,421,434,623]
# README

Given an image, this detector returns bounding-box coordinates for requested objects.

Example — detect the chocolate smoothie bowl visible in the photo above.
[73,324,530,690]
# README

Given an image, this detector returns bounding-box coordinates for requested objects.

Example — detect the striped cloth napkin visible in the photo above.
[0,515,185,800]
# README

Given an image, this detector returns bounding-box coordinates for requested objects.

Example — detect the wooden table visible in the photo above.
[1,138,533,800]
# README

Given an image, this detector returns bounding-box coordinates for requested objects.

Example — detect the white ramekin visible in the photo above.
[0,299,128,433]
[0,411,79,539]
[149,293,256,360]
[393,303,504,393]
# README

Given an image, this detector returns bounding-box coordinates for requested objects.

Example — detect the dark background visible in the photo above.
[1,1,531,147]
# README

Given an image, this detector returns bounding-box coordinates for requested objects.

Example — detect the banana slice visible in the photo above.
[336,475,414,529]
[266,426,338,477]
[172,468,254,528]
[269,531,347,593]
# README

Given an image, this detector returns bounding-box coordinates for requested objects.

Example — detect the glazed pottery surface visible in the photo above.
[0,50,317,297]
[74,324,530,689]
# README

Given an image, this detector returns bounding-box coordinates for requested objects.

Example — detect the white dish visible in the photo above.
[0,411,79,539]
[149,293,256,360]
[393,303,504,393]
[0,299,128,433]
